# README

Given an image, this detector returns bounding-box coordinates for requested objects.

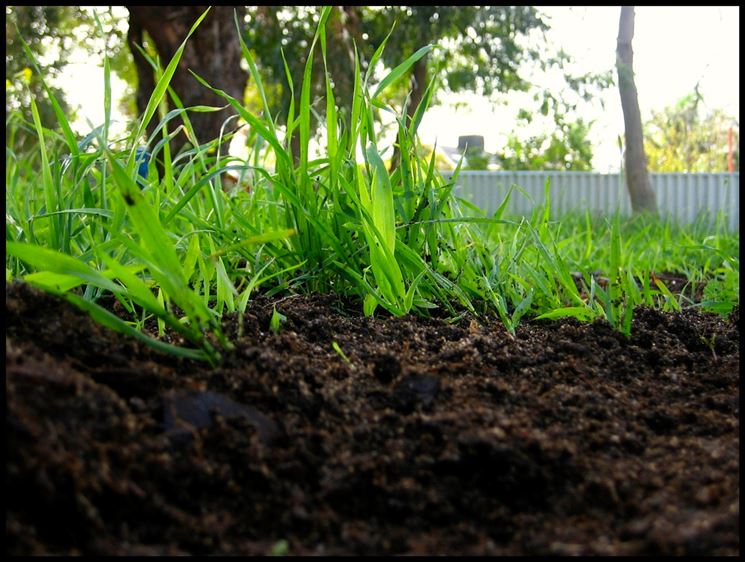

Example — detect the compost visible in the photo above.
[6,281,739,555]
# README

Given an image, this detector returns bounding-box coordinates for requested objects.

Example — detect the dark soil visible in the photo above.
[6,281,739,555]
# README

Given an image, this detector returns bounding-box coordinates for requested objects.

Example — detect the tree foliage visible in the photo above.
[9,5,612,172]
[494,76,610,171]
[469,59,613,172]
[644,88,739,172]
[360,6,547,98]
[243,7,548,131]
[7,7,79,116]
[497,119,594,171]
[6,6,134,142]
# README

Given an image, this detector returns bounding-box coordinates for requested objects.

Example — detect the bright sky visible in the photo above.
[58,6,739,172]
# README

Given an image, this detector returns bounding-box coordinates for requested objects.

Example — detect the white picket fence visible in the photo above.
[443,171,740,231]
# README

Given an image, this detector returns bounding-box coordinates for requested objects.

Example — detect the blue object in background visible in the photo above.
[135,147,151,188]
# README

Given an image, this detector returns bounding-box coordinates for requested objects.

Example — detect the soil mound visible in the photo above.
[6,282,739,555]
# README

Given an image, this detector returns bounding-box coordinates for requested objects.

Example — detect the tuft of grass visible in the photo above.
[5,7,739,364]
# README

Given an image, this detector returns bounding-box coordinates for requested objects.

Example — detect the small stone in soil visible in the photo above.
[162,389,280,445]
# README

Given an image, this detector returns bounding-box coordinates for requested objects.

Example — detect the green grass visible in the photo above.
[6,7,739,362]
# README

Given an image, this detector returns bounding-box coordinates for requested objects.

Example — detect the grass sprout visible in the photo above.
[269,306,287,335]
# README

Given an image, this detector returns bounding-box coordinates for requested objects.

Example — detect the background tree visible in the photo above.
[6,6,131,148]
[496,118,594,171]
[494,71,612,172]
[616,6,657,213]
[644,88,739,172]
[8,5,612,174]
[242,6,612,171]
[126,6,246,156]
[463,147,492,171]
[242,7,552,164]
[360,6,548,170]
[243,7,359,161]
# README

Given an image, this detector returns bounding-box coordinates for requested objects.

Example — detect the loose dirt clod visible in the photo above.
[6,282,739,555]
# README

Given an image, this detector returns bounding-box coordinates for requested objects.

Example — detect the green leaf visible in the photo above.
[16,31,79,159]
[189,72,292,170]
[363,294,378,317]
[535,307,595,322]
[208,229,296,258]
[373,45,433,99]
[29,97,59,250]
[63,292,209,362]
[332,341,353,367]
[8,242,121,293]
[104,152,218,340]
[22,271,86,293]
[269,306,286,334]
[234,9,275,131]
[365,144,396,253]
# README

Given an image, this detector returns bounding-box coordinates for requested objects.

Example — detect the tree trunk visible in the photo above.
[389,58,428,173]
[126,6,246,159]
[616,6,657,214]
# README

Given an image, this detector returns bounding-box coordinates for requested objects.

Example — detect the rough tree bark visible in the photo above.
[126,6,246,158]
[616,6,657,213]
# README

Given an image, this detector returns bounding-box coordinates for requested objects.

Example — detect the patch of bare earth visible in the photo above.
[6,282,739,555]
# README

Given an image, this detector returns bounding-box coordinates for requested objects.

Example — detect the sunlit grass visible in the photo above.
[6,7,739,362]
